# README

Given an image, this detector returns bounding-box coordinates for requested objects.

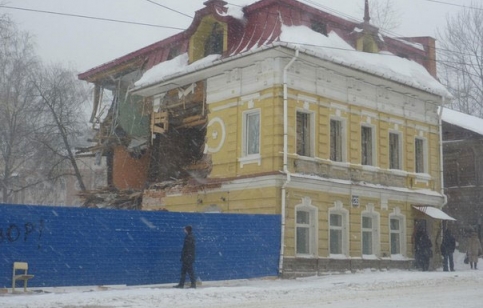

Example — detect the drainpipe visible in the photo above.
[436,97,448,259]
[438,97,447,208]
[279,49,299,276]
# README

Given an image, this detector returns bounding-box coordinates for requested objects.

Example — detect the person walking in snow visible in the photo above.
[173,225,197,288]
[440,228,456,271]
[414,225,432,271]
[467,230,482,270]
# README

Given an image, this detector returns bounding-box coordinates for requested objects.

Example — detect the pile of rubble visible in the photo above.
[79,187,142,210]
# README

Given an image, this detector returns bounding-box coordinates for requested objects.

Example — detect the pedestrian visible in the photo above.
[467,230,482,270]
[414,225,432,271]
[173,225,196,288]
[440,228,456,271]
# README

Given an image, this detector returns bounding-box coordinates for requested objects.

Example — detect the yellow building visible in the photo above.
[79,0,453,276]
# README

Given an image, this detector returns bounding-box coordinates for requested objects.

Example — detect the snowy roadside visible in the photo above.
[2,251,482,308]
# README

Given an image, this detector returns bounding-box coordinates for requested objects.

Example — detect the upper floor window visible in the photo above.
[311,20,327,36]
[204,22,224,57]
[415,138,425,173]
[361,125,374,166]
[243,110,260,156]
[296,111,313,157]
[295,197,318,256]
[330,119,344,162]
[389,132,401,170]
[444,151,476,187]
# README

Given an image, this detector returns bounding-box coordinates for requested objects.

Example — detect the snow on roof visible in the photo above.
[133,25,450,99]
[390,37,424,51]
[413,206,456,221]
[441,107,483,136]
[134,54,221,89]
[279,25,451,98]
[218,4,245,20]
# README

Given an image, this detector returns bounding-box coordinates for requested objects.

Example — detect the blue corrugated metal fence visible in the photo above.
[0,204,281,288]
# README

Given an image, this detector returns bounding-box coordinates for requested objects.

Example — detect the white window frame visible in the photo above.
[295,197,318,257]
[296,109,315,157]
[414,137,427,173]
[361,124,376,166]
[389,131,402,170]
[330,117,346,162]
[328,200,349,257]
[389,207,406,257]
[239,109,261,167]
[361,204,380,257]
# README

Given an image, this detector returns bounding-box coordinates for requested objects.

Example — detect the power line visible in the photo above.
[144,0,193,19]
[1,2,480,77]
[0,5,185,31]
[422,0,483,11]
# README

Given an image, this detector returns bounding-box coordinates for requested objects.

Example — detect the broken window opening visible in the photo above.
[204,22,224,57]
[311,20,327,36]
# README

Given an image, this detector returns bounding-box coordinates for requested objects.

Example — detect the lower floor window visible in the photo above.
[295,198,317,256]
[296,211,310,254]
[362,216,373,255]
[390,218,402,254]
[330,213,343,254]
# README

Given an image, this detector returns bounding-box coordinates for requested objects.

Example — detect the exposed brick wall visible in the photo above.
[112,146,150,190]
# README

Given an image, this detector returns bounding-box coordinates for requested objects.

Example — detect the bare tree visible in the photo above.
[32,64,91,192]
[438,3,483,116]
[0,16,91,204]
[0,16,43,203]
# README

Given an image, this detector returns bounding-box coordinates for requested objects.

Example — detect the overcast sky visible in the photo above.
[0,0,476,73]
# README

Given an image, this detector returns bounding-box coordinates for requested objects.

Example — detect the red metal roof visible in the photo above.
[78,0,435,82]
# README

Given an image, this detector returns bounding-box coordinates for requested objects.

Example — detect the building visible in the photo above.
[442,108,483,241]
[78,0,453,276]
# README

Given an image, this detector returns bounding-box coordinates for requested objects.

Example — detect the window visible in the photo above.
[361,205,379,256]
[389,132,401,169]
[361,126,373,165]
[297,111,312,157]
[330,213,343,254]
[389,208,406,257]
[390,218,402,254]
[296,211,310,254]
[295,197,317,256]
[204,22,224,56]
[311,20,327,36]
[362,216,373,255]
[244,111,260,156]
[415,138,425,173]
[330,119,343,162]
[329,201,348,256]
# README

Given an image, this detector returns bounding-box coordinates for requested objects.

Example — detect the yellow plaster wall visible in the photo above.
[206,88,284,178]
[189,16,228,63]
[162,186,281,214]
[205,87,441,192]
[282,188,415,258]
[163,84,440,260]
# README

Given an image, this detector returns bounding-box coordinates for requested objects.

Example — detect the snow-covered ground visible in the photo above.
[2,251,482,308]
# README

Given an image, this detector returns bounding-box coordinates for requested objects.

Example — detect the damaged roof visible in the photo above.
[78,0,436,86]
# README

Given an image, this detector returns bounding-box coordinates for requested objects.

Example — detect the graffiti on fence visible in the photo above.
[0,219,44,249]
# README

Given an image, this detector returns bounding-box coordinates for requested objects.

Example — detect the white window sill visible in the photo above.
[238,154,261,168]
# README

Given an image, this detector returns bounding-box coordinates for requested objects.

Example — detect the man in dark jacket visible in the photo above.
[441,229,456,271]
[173,225,196,289]
[414,225,432,271]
